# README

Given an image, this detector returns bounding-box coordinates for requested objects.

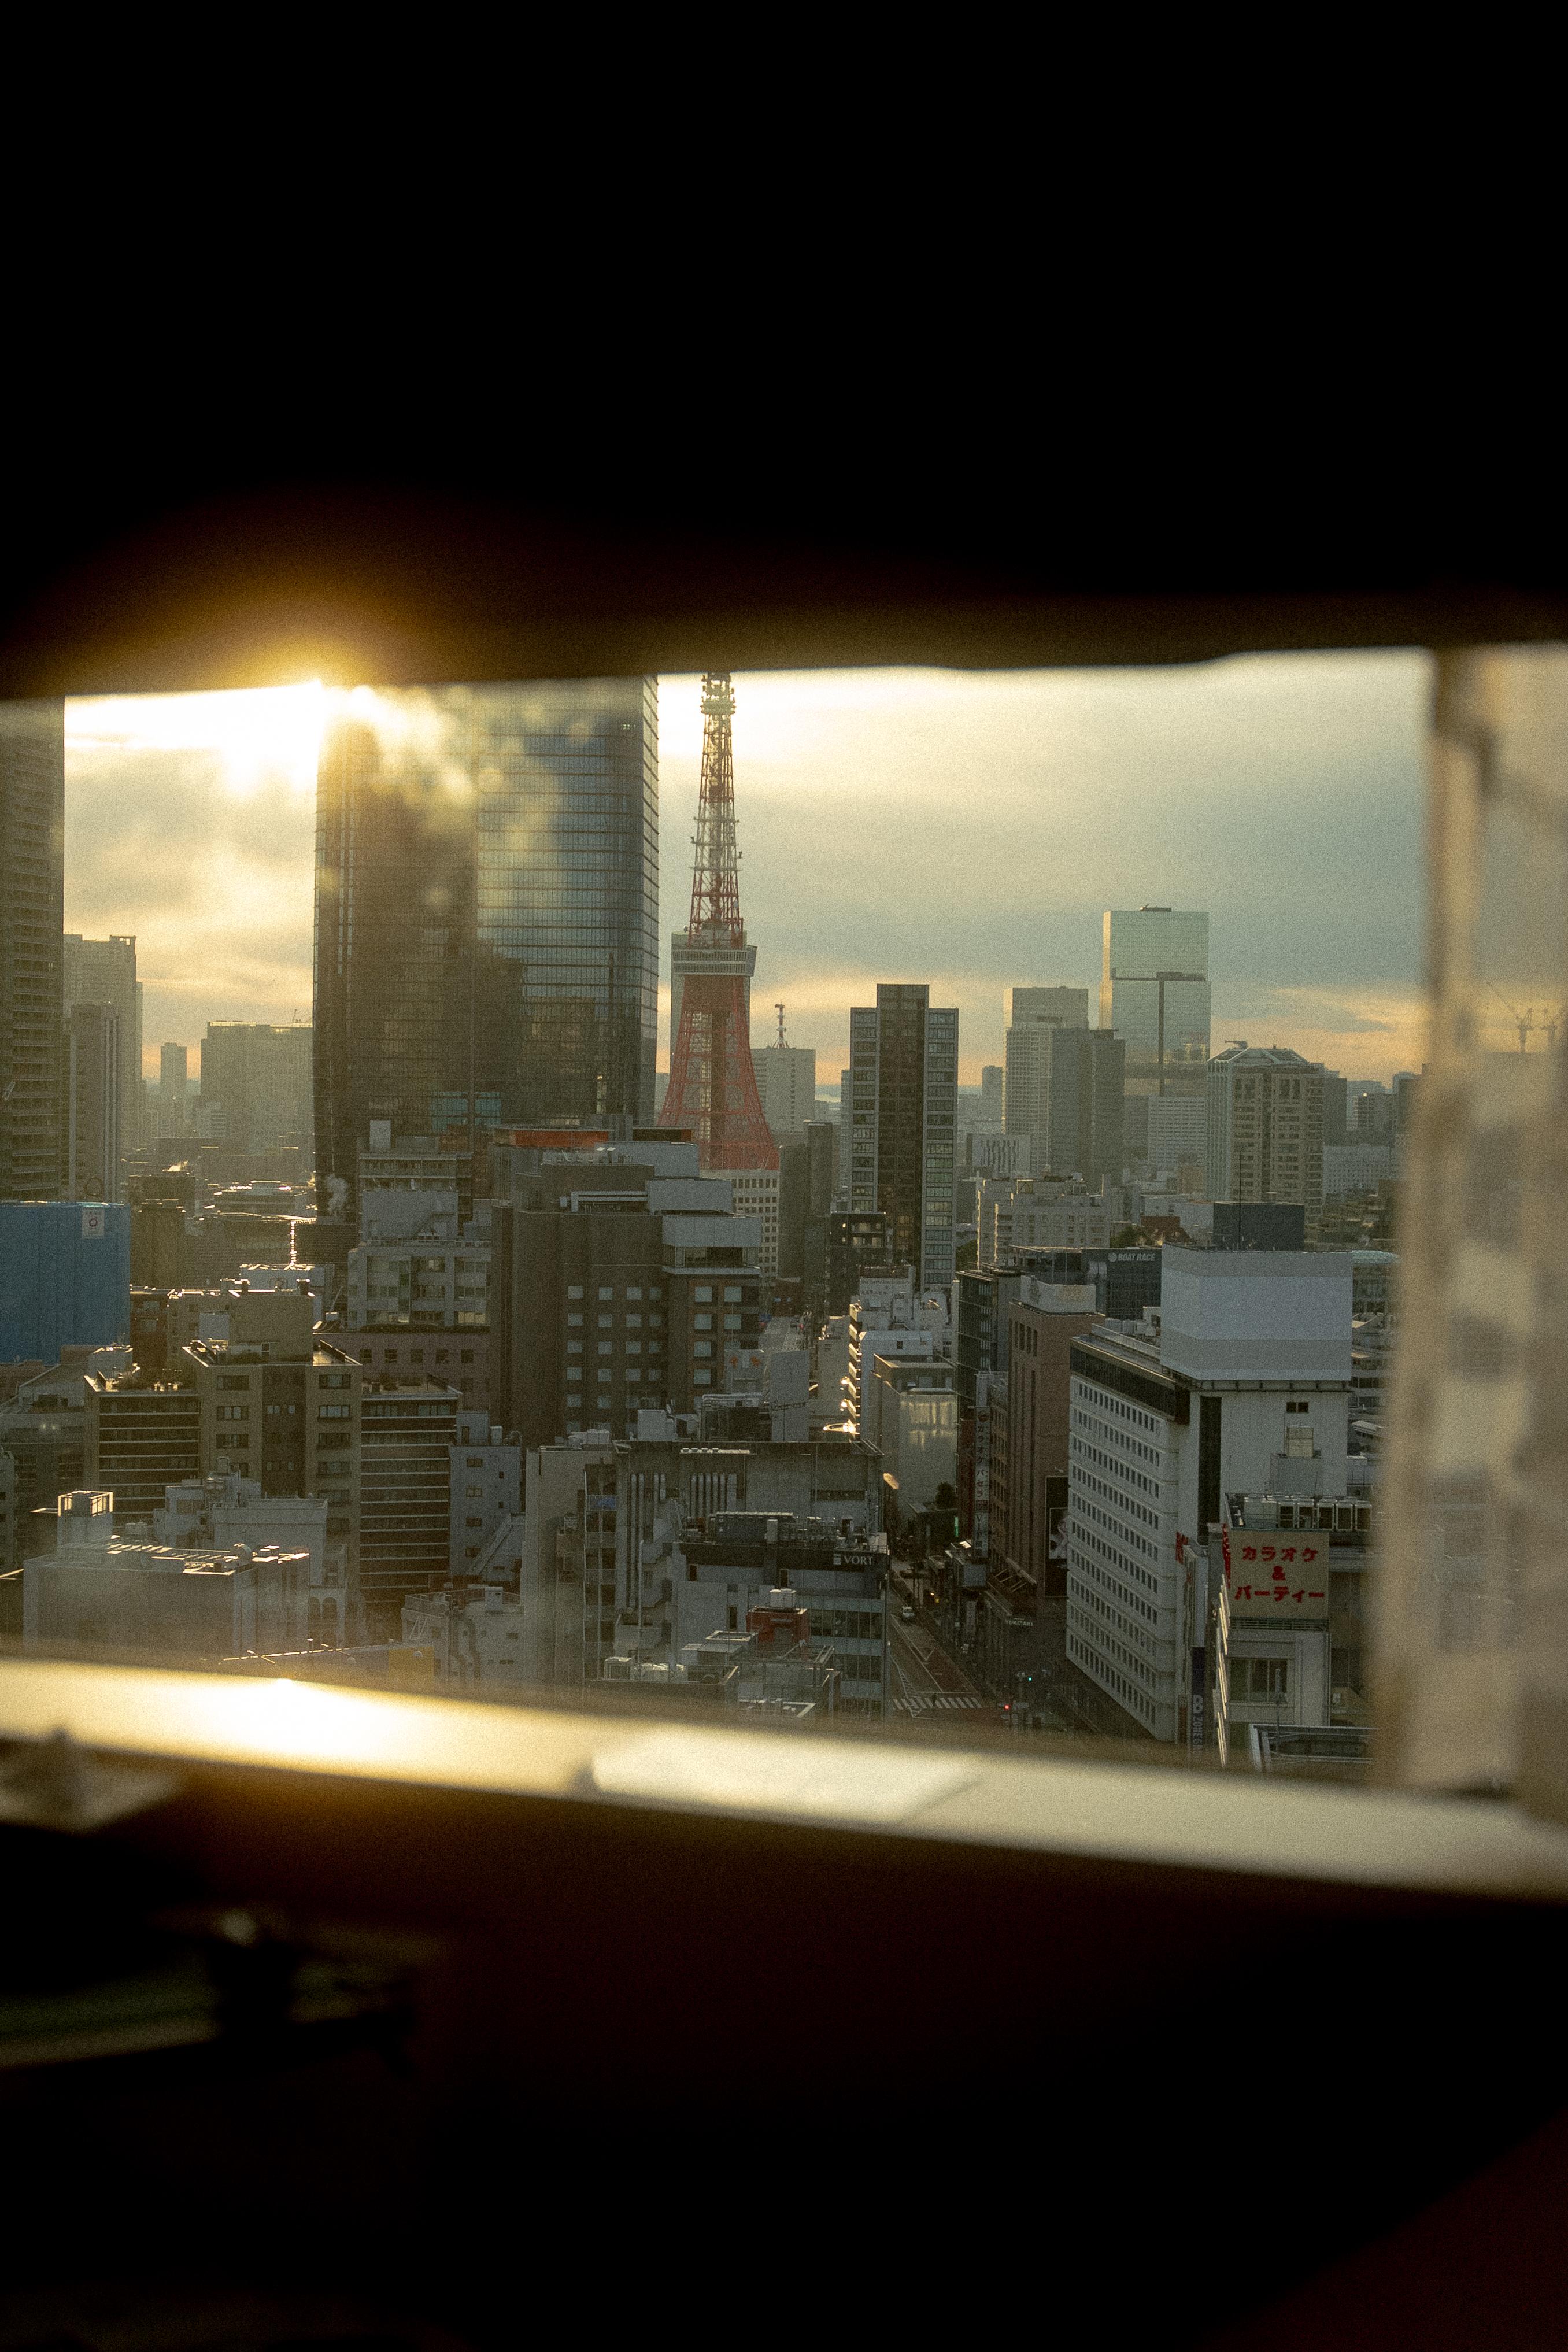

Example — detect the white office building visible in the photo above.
[1066,1247,1352,1742]
[755,1042,816,1141]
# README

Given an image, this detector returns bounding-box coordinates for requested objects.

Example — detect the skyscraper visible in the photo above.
[1206,1043,1325,1215]
[1004,985,1089,1174]
[1,702,65,1202]
[1040,1027,1126,1188]
[64,1001,121,1201]
[315,679,659,1212]
[200,1022,313,1152]
[846,984,959,1290]
[63,934,142,1160]
[1100,908,1211,1096]
[755,1038,816,1141]
[157,1042,189,1140]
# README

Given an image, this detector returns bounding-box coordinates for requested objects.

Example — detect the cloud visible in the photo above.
[65,741,316,1068]
[66,653,1431,1088]
[663,653,1430,1083]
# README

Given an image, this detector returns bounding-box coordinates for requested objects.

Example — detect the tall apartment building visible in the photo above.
[316,679,659,1216]
[1205,1044,1325,1216]
[360,1381,461,1632]
[1004,988,1087,1175]
[804,1209,890,1328]
[1,702,65,1201]
[493,1143,763,1447]
[64,934,142,1159]
[199,1022,313,1154]
[84,1367,203,1521]
[1146,1094,1208,1175]
[730,1167,781,1279]
[64,1001,121,1201]
[979,1064,1004,1123]
[845,984,958,1290]
[1065,1246,1352,1741]
[755,1041,817,1140]
[1100,908,1211,1104]
[1040,1027,1126,1188]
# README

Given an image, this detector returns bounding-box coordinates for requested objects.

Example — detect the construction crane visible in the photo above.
[1487,982,1539,1052]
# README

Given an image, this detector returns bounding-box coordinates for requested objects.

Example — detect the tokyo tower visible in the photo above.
[659,672,779,1171]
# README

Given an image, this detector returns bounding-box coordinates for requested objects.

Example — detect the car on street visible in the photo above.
[898,1604,916,1623]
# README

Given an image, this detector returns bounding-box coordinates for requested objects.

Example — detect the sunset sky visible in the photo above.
[65,653,1437,1089]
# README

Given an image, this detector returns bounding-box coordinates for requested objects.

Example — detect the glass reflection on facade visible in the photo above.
[315,680,657,1205]
[1099,906,1211,1096]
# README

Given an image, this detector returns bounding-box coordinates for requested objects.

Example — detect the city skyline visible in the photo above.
[64,653,1431,1085]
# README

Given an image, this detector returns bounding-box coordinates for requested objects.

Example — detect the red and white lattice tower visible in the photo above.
[659,672,779,1171]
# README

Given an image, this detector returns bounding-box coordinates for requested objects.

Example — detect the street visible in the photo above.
[886,1577,993,1718]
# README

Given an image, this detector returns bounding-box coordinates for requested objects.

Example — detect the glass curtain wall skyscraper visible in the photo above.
[1100,907,1211,1094]
[315,680,657,1209]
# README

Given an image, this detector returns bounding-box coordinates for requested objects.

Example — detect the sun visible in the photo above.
[66,681,328,797]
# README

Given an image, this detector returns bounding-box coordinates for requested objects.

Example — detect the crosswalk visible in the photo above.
[894,1692,986,1714]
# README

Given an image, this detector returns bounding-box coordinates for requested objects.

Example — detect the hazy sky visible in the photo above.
[65,653,1433,1088]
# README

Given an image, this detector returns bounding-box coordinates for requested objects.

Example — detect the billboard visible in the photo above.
[1227,1534,1329,1617]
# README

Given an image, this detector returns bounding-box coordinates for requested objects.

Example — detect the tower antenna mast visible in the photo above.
[659,674,778,1171]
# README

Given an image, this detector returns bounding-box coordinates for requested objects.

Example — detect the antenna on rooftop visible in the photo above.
[775,1001,787,1046]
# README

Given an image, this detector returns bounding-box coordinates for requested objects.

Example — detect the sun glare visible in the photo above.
[66,681,327,797]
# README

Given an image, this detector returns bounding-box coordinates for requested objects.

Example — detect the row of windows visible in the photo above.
[1071,1576,1159,1659]
[567,1285,662,1302]
[566,1341,664,1356]
[1075,1386,1162,1445]
[1071,1463,1162,1532]
[1066,1628,1156,1725]
[356,1348,477,1364]
[1070,1433,1160,1497]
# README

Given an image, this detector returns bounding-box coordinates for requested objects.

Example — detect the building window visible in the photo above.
[724,1286,742,1303]
[694,1314,712,1331]
[1240,1657,1290,1696]
[694,1341,712,1359]
[358,1351,372,1364]
[694,1286,713,1303]
[567,1286,584,1300]
[598,1287,614,1301]
[461,1350,474,1364]
[626,1287,642,1301]
[695,1370,713,1387]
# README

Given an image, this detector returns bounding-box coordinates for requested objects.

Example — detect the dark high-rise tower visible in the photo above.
[315,679,658,1211]
[1,701,65,1202]
[660,673,776,1171]
[846,983,959,1290]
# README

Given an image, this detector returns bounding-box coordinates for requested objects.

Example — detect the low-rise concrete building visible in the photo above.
[23,1485,312,1658]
